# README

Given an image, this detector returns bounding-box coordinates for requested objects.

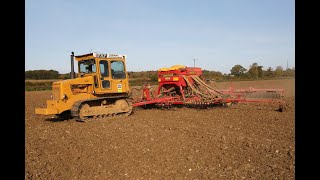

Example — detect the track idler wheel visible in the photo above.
[115,99,133,116]
[115,99,129,111]
[77,103,90,122]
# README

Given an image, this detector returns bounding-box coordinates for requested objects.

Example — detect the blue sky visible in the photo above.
[26,0,295,74]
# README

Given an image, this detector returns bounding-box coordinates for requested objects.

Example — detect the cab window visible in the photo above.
[99,60,109,77]
[111,61,126,79]
[79,59,96,73]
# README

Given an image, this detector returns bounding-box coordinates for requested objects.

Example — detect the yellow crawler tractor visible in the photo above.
[35,52,132,121]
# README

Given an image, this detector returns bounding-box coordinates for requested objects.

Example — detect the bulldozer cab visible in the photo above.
[75,53,129,94]
[79,59,96,74]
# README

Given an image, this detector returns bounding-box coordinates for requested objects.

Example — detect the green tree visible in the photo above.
[264,67,274,77]
[202,70,223,80]
[275,66,283,77]
[257,65,264,78]
[230,64,247,77]
[284,67,295,77]
[248,63,258,78]
[63,73,70,79]
[148,71,158,81]
[25,70,59,79]
[247,63,263,79]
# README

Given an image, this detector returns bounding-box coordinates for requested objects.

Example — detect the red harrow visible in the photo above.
[131,65,285,111]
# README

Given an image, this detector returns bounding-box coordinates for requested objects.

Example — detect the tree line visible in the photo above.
[25,63,294,81]
[25,70,60,80]
[228,63,295,80]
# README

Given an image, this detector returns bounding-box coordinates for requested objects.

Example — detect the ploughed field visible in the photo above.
[25,79,295,179]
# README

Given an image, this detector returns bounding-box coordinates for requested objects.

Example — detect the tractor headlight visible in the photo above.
[61,94,66,100]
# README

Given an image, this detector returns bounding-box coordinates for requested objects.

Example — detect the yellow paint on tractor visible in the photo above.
[35,53,130,116]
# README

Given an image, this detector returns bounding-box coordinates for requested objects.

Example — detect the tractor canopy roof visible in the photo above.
[75,52,127,61]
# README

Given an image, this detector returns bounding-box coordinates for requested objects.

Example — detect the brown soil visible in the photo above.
[25,78,295,179]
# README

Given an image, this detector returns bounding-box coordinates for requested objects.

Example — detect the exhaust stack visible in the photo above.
[70,52,75,79]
